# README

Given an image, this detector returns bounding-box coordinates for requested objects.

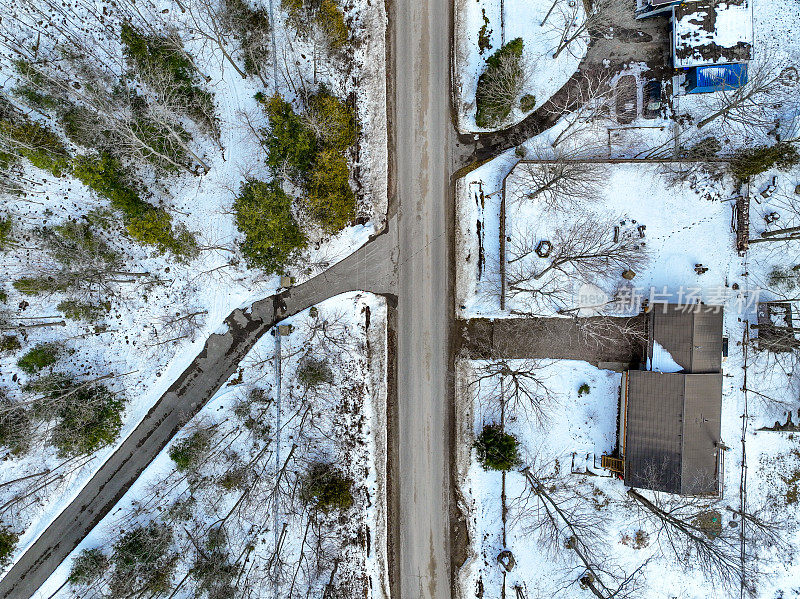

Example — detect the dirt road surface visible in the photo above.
[393,0,455,595]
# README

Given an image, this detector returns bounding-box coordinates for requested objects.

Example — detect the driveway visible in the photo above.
[463,0,671,162]
[459,316,646,365]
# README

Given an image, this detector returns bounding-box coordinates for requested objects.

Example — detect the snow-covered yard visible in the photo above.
[453,0,585,132]
[457,159,745,318]
[36,292,389,599]
[455,320,800,598]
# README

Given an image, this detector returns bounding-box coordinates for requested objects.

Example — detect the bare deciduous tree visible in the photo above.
[469,358,559,425]
[543,68,617,151]
[508,158,607,212]
[697,56,800,134]
[186,0,249,80]
[571,315,646,350]
[515,466,647,599]
[548,0,626,60]
[507,212,647,291]
[627,486,749,590]
[146,309,208,349]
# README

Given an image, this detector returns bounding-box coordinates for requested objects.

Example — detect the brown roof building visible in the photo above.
[646,303,723,373]
[616,304,724,495]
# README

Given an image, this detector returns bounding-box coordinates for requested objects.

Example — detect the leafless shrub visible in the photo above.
[508,159,607,212]
[469,357,560,426]
[547,0,626,60]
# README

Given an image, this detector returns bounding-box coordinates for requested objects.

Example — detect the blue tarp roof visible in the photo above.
[687,63,748,94]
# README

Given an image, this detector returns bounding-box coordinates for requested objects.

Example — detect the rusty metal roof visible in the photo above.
[673,0,753,69]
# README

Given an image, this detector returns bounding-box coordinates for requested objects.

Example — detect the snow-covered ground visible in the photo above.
[457,159,746,318]
[36,292,389,599]
[455,316,800,598]
[453,0,585,133]
[0,0,387,576]
[454,0,800,589]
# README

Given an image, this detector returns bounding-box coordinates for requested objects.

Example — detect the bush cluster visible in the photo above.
[297,356,334,389]
[221,0,272,76]
[301,462,354,512]
[281,0,349,50]
[51,383,124,457]
[17,343,61,374]
[191,527,236,599]
[260,94,318,182]
[234,88,358,273]
[307,148,355,232]
[474,423,520,471]
[0,216,13,250]
[73,152,197,256]
[13,220,121,297]
[316,0,349,50]
[13,60,192,174]
[0,115,71,177]
[0,527,18,566]
[120,22,216,134]
[0,336,21,353]
[730,143,800,181]
[233,179,306,273]
[68,548,110,586]
[475,38,524,129]
[57,299,110,322]
[109,522,175,596]
[258,89,358,232]
[169,430,212,472]
[0,395,32,455]
[11,375,126,457]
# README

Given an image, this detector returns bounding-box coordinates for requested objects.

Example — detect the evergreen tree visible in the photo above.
[233,179,306,273]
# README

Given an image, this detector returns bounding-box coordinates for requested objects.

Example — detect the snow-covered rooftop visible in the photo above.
[673,0,753,69]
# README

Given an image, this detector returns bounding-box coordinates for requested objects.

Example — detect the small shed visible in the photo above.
[673,0,752,70]
[756,301,799,352]
[638,0,754,94]
[686,63,748,94]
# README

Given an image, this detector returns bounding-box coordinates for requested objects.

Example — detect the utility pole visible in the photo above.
[273,328,282,599]
[268,0,278,90]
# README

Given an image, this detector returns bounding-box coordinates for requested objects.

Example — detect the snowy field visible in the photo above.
[453,0,585,133]
[0,0,386,576]
[36,292,389,599]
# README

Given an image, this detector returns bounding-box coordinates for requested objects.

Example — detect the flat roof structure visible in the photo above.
[673,0,753,69]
